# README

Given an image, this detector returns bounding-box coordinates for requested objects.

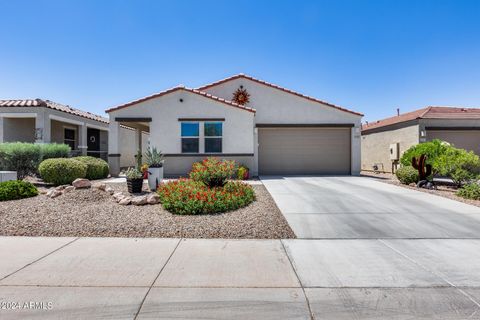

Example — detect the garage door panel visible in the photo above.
[427,130,480,155]
[258,128,351,175]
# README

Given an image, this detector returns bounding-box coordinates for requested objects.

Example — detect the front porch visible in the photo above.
[0,112,108,160]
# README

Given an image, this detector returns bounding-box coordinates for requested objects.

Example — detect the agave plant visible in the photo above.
[125,167,143,180]
[145,147,165,168]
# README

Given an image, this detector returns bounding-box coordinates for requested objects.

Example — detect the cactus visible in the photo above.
[411,154,432,181]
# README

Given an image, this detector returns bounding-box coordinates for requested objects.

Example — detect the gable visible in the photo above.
[198,75,362,124]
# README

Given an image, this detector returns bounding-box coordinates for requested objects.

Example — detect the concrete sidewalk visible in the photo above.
[1,237,480,319]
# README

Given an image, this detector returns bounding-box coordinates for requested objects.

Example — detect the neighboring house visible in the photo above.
[0,98,139,161]
[361,106,480,173]
[106,74,363,177]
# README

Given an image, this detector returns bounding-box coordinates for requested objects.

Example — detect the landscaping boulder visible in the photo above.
[113,192,124,202]
[72,178,91,189]
[147,193,160,205]
[119,197,131,205]
[131,195,148,206]
[105,186,114,195]
[47,189,62,198]
[63,186,74,193]
[93,183,106,191]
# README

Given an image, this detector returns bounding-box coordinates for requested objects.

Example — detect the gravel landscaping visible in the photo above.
[361,171,480,208]
[0,183,295,239]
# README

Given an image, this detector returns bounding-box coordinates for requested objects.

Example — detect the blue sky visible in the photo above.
[1,0,479,121]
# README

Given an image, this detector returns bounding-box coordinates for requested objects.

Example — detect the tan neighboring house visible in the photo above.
[0,99,142,162]
[361,106,480,173]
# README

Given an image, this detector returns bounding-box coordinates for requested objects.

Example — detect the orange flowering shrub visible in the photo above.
[189,157,236,187]
[157,179,255,214]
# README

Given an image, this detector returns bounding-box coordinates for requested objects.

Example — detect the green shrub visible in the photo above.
[435,148,480,186]
[189,157,237,187]
[395,166,419,185]
[40,143,71,160]
[38,158,87,185]
[158,179,255,214]
[0,142,42,179]
[0,180,38,201]
[457,183,480,200]
[237,165,249,180]
[0,142,70,179]
[74,156,109,180]
[400,140,449,174]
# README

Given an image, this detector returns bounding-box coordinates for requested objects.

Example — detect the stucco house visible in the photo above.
[361,106,480,173]
[0,99,110,159]
[0,98,140,162]
[106,74,363,177]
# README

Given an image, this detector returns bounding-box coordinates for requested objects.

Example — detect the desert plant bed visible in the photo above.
[361,170,480,208]
[0,182,295,239]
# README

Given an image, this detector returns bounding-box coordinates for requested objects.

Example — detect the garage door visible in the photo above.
[258,127,351,175]
[427,130,480,155]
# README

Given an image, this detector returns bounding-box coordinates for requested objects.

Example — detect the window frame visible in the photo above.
[181,122,200,154]
[63,127,77,150]
[204,122,223,153]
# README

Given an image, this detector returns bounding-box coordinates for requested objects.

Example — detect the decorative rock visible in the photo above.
[47,189,63,198]
[105,186,115,195]
[113,192,124,201]
[147,193,160,205]
[72,178,91,189]
[55,185,66,191]
[131,195,148,206]
[93,183,107,191]
[119,197,131,205]
[63,186,74,193]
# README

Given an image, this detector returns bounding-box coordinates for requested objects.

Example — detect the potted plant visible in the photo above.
[125,167,143,193]
[145,147,165,191]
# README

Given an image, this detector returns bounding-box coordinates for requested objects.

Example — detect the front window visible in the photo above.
[64,128,76,149]
[181,122,199,153]
[204,122,222,153]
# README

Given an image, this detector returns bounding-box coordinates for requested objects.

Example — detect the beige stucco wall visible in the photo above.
[50,120,79,148]
[119,127,149,168]
[3,118,35,142]
[361,124,420,172]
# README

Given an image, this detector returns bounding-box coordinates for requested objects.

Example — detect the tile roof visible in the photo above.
[105,86,256,113]
[197,73,363,116]
[0,99,108,124]
[362,106,480,132]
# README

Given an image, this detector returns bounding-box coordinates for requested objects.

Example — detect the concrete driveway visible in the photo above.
[261,176,480,239]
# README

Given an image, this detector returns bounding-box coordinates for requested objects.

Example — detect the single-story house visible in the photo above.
[106,74,363,177]
[361,106,480,173]
[0,99,141,162]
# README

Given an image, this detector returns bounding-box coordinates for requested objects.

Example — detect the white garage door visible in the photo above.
[258,127,351,175]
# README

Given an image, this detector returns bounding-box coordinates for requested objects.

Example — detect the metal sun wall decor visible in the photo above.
[232,86,250,105]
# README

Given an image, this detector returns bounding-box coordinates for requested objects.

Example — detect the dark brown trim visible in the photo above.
[178,118,225,122]
[108,154,121,157]
[164,153,254,157]
[361,119,419,135]
[426,126,480,131]
[115,117,152,122]
[256,123,354,128]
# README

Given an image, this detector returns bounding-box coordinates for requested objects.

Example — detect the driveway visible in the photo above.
[261,176,480,239]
